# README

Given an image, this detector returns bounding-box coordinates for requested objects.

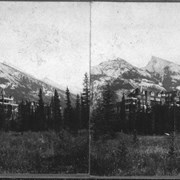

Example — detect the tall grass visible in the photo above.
[91,132,180,176]
[0,130,88,173]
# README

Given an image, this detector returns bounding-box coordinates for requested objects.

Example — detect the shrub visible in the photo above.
[91,132,180,176]
[91,132,131,176]
[0,130,89,173]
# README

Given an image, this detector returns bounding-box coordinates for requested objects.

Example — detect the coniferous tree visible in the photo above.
[81,73,90,129]
[25,101,31,131]
[80,94,84,129]
[91,97,104,139]
[5,105,12,131]
[101,82,116,134]
[18,100,24,132]
[0,104,4,131]
[46,103,52,130]
[75,94,81,131]
[10,111,16,131]
[120,94,126,132]
[64,87,73,130]
[30,101,36,131]
[0,92,6,131]
[52,89,62,131]
[0,89,6,131]
[36,88,45,131]
[49,96,54,130]
[92,82,116,137]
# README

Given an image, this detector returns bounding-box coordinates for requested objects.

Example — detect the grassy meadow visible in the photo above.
[91,132,180,176]
[0,130,89,174]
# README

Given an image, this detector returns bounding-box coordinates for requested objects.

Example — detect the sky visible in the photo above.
[91,2,180,67]
[0,2,90,94]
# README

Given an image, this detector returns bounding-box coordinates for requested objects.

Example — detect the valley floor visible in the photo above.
[90,132,180,176]
[0,130,89,174]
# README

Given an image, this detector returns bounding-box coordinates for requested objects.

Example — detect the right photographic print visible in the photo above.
[90,2,180,176]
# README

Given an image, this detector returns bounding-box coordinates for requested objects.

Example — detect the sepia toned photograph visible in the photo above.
[90,2,180,176]
[0,2,90,174]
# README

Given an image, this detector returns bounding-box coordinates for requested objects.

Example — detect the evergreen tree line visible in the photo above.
[0,73,89,132]
[91,83,180,139]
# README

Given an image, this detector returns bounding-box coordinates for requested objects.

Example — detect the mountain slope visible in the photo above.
[91,57,178,102]
[42,77,67,92]
[145,56,180,91]
[92,58,152,79]
[0,62,75,106]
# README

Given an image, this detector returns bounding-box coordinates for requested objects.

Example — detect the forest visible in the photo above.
[0,73,90,174]
[91,83,179,139]
[91,83,180,176]
[0,73,90,133]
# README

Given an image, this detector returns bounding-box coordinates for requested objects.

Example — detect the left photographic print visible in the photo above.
[0,2,90,174]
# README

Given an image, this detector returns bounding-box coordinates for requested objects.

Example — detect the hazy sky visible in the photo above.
[2,2,180,93]
[91,2,180,67]
[0,2,90,94]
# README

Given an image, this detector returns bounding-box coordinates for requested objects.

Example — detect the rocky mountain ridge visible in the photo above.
[0,62,75,106]
[91,56,180,102]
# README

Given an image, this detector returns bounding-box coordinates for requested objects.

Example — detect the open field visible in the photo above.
[91,132,180,176]
[0,130,89,174]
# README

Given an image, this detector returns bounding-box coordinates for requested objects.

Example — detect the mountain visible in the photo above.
[42,77,81,95]
[91,56,180,102]
[145,56,180,91]
[0,62,75,107]
[42,77,66,92]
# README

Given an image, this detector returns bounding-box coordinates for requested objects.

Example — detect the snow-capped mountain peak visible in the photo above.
[145,56,180,75]
[92,58,135,78]
[144,56,180,91]
[0,62,75,106]
[91,56,180,103]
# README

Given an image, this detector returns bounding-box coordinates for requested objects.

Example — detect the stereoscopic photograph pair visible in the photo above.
[0,1,179,178]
